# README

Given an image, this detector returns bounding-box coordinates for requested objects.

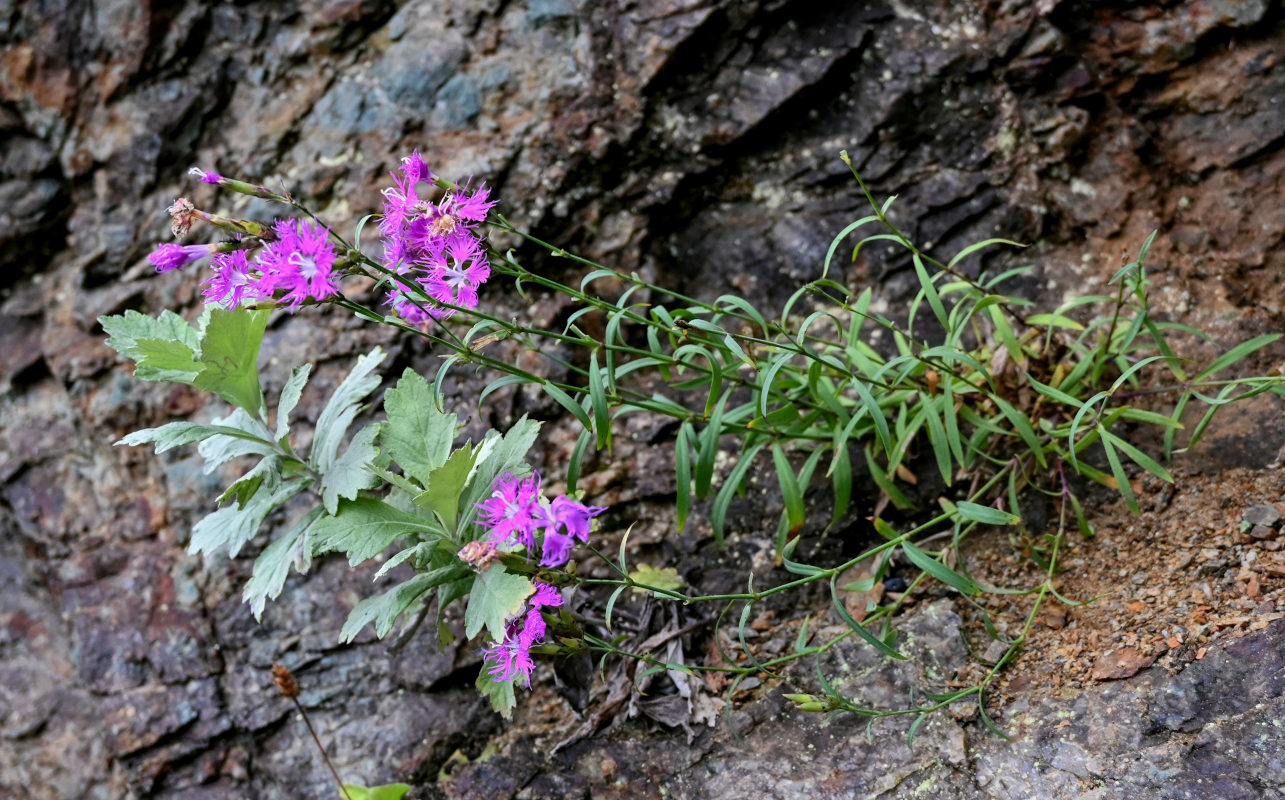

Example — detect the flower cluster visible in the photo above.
[481,581,563,686]
[147,218,342,311]
[379,151,497,325]
[471,472,606,685]
[476,472,606,569]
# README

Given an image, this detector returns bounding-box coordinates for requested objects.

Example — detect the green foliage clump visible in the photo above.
[110,151,1284,748]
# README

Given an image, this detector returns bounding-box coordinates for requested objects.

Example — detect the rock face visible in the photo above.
[1,1,1283,798]
[435,607,1285,800]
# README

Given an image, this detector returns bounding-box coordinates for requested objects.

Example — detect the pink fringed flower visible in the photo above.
[481,621,535,684]
[477,472,546,552]
[481,581,563,686]
[202,250,260,308]
[476,473,606,569]
[540,496,607,568]
[444,183,498,223]
[378,152,497,324]
[258,219,341,309]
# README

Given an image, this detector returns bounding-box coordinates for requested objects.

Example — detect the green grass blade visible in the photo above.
[675,423,693,532]
[918,392,953,485]
[1098,427,1138,512]
[772,444,805,536]
[542,382,593,433]
[1195,334,1281,381]
[711,442,766,544]
[946,238,1026,270]
[588,351,611,450]
[902,540,980,595]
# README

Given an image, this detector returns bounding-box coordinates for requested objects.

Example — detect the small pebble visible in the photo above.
[884,577,908,592]
[1250,524,1278,541]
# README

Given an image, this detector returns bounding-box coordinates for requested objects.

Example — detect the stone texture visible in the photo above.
[0,0,1284,797]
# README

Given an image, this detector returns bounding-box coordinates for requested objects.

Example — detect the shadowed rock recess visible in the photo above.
[1,1,1283,797]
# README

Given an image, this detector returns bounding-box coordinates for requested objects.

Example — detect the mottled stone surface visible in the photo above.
[1,0,1284,797]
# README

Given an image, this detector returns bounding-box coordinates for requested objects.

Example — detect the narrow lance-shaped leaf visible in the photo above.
[588,350,611,450]
[829,574,907,660]
[902,540,981,595]
[675,423,693,532]
[954,501,1022,526]
[1195,333,1282,382]
[542,381,594,433]
[913,253,949,330]
[694,390,729,498]
[772,444,805,536]
[1098,427,1138,513]
[711,441,766,544]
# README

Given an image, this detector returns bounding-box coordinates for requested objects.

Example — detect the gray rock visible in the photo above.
[432,73,482,129]
[1244,503,1282,529]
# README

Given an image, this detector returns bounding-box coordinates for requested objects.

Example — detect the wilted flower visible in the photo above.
[166,197,197,238]
[457,539,500,571]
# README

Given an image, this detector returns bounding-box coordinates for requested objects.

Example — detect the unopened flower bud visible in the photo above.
[191,208,274,240]
[191,166,290,203]
[189,167,224,185]
[149,242,218,273]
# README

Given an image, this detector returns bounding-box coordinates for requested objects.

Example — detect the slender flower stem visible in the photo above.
[291,696,352,800]
[273,664,352,800]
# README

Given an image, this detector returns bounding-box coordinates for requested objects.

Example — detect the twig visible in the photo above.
[273,664,352,800]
